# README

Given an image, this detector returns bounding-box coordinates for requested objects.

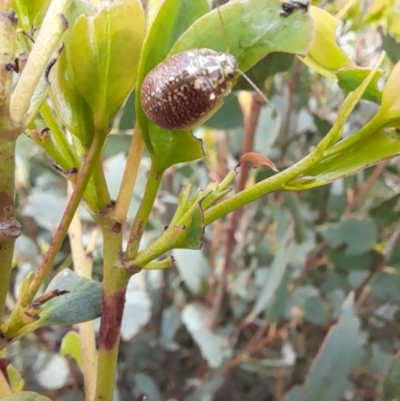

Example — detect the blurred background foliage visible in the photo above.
[5,0,400,400]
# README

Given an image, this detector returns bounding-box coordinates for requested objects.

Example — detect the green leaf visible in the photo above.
[234,52,295,91]
[330,250,374,271]
[382,34,400,63]
[38,269,102,325]
[70,0,146,130]
[337,67,383,104]
[250,229,293,318]
[302,293,362,401]
[380,350,400,401]
[170,0,314,71]
[60,331,82,368]
[299,6,352,78]
[203,95,243,129]
[370,193,400,227]
[6,364,25,392]
[11,0,51,31]
[1,392,51,401]
[319,217,378,256]
[136,0,209,169]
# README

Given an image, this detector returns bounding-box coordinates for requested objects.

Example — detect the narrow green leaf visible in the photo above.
[60,331,82,368]
[1,392,51,401]
[380,350,400,401]
[38,269,102,326]
[70,0,146,130]
[286,129,400,190]
[337,67,383,104]
[302,293,362,401]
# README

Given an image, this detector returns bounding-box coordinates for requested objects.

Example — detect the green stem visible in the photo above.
[21,133,105,306]
[94,225,130,401]
[9,0,72,123]
[0,138,20,319]
[125,164,163,259]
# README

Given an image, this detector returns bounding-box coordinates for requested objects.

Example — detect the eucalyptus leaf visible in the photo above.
[38,269,102,326]
[302,293,362,401]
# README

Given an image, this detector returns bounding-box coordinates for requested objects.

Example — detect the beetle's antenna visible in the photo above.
[237,68,273,109]
[214,0,230,53]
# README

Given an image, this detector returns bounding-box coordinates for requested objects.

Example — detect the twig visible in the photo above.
[67,182,97,401]
[113,123,145,225]
[210,92,264,330]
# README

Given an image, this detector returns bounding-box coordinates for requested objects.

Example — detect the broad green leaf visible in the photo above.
[319,217,378,256]
[250,229,293,318]
[299,6,352,78]
[60,331,82,368]
[7,364,24,392]
[1,392,51,401]
[136,0,209,169]
[285,129,400,190]
[337,67,383,104]
[70,0,146,130]
[380,351,400,401]
[370,193,400,227]
[38,269,102,325]
[302,293,362,401]
[48,0,96,148]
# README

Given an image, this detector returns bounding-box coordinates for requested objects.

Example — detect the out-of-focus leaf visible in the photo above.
[235,52,295,91]
[283,193,307,243]
[250,229,293,318]
[39,269,102,325]
[173,249,209,296]
[387,8,400,40]
[319,217,378,256]
[70,0,146,129]
[370,193,400,227]
[103,134,133,158]
[371,272,400,302]
[203,95,243,129]
[60,331,82,368]
[120,274,152,341]
[337,67,383,104]
[133,373,163,401]
[382,34,400,63]
[380,350,400,401]
[364,0,394,24]
[118,90,136,130]
[24,191,66,233]
[330,250,374,271]
[302,293,362,401]
[300,6,352,78]
[7,364,24,392]
[160,305,181,351]
[283,385,303,401]
[304,295,326,325]
[2,393,51,401]
[182,303,232,368]
[34,352,69,390]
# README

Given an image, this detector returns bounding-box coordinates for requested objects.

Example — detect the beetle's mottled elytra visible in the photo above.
[140,49,238,131]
